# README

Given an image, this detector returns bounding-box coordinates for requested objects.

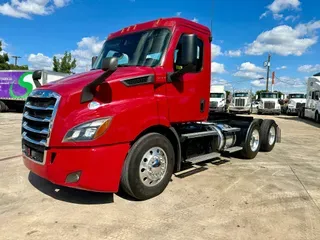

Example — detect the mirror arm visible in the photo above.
[80,69,115,103]
[167,63,195,82]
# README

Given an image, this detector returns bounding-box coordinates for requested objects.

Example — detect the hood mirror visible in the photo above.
[32,70,42,87]
[102,57,118,71]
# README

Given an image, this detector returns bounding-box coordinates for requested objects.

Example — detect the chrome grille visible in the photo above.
[235,99,245,107]
[210,101,218,108]
[296,102,305,109]
[264,101,275,109]
[21,90,60,164]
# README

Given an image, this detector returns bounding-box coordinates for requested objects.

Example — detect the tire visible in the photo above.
[120,133,175,200]
[260,120,277,152]
[315,111,320,123]
[240,122,261,159]
[0,101,8,112]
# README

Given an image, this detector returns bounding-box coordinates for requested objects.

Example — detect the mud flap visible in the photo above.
[276,126,281,143]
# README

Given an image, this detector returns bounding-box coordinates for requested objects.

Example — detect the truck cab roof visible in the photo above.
[108,17,211,40]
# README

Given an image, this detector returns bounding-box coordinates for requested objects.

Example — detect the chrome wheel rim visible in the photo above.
[250,129,260,152]
[268,126,276,145]
[139,147,168,187]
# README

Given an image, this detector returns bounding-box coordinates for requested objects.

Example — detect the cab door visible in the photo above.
[165,28,210,123]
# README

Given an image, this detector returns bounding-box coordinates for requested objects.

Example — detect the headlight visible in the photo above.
[63,118,112,142]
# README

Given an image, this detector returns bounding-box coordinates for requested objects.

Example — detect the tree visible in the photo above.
[53,51,76,73]
[0,40,29,70]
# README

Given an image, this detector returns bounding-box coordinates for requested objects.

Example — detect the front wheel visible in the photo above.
[120,133,175,200]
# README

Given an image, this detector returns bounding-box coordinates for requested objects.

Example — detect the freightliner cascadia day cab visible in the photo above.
[21,18,281,200]
[0,70,69,112]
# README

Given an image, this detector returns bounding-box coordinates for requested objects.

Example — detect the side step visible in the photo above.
[181,130,218,140]
[222,146,243,153]
[185,152,221,164]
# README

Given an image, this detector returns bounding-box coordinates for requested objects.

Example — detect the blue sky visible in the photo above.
[1,0,320,93]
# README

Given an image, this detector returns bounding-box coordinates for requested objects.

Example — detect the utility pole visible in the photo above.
[11,56,21,66]
[264,53,271,92]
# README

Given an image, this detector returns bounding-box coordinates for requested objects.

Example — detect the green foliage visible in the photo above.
[52,51,76,73]
[0,40,29,70]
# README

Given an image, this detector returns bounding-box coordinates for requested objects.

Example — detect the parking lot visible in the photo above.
[0,112,319,240]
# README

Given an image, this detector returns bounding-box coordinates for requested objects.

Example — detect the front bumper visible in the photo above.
[210,106,225,112]
[258,108,281,114]
[23,143,130,192]
[229,107,250,113]
[287,108,298,114]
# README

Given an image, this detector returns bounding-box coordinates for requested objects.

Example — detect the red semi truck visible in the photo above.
[22,18,281,200]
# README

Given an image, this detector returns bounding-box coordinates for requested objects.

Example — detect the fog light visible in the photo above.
[66,171,81,183]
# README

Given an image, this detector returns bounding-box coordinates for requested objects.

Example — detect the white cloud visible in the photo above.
[192,17,198,23]
[211,43,222,60]
[211,62,226,74]
[260,0,301,20]
[211,77,231,86]
[239,62,265,73]
[0,38,8,50]
[276,66,287,70]
[176,12,181,16]
[70,36,105,72]
[251,79,266,87]
[27,36,105,72]
[276,76,305,88]
[268,0,301,13]
[245,21,320,56]
[234,62,266,80]
[234,71,264,80]
[225,49,241,57]
[285,15,299,22]
[28,53,52,70]
[297,64,320,73]
[0,0,71,19]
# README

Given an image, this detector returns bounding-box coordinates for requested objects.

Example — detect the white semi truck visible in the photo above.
[257,92,281,115]
[284,93,306,115]
[209,85,227,112]
[229,90,253,114]
[298,74,320,123]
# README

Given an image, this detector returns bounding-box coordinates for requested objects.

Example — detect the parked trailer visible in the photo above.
[21,18,281,200]
[298,73,320,123]
[0,70,69,112]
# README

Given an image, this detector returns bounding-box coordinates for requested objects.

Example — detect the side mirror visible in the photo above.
[281,95,284,100]
[92,56,98,68]
[176,34,197,67]
[32,70,42,88]
[32,70,42,81]
[255,95,258,100]
[102,57,118,72]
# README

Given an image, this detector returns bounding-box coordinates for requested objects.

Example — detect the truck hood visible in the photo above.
[39,67,154,96]
[290,99,306,104]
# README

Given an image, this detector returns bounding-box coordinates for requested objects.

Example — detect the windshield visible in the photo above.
[234,93,248,97]
[261,93,278,99]
[92,28,171,69]
[210,93,224,98]
[289,94,305,99]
